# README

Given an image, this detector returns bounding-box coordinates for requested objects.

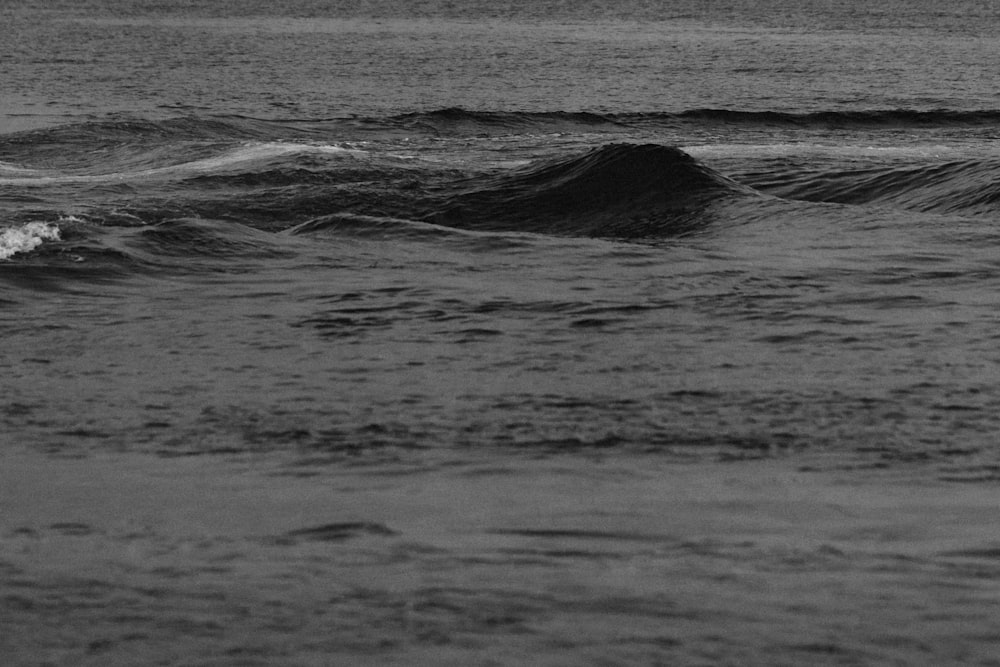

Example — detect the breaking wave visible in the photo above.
[0,221,62,260]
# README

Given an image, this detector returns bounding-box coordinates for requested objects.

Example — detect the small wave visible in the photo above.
[285,213,540,252]
[372,107,1000,136]
[0,115,312,144]
[684,143,965,162]
[677,107,992,126]
[420,143,760,237]
[0,221,62,260]
[287,213,454,238]
[744,159,1000,216]
[5,108,1000,152]
[126,217,293,261]
[664,108,1000,128]
[365,107,1000,136]
[0,115,361,175]
[388,108,622,133]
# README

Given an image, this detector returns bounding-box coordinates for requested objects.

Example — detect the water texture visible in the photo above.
[3,1,1000,664]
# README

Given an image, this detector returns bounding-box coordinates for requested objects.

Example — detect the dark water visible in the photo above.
[4,1,1000,664]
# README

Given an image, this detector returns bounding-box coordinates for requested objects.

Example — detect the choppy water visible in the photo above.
[3,1,1000,664]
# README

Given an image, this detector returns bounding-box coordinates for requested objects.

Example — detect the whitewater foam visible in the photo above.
[0,222,62,260]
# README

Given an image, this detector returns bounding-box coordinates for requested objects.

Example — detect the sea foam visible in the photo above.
[0,221,61,260]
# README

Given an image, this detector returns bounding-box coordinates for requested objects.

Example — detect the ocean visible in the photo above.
[3,1,1000,664]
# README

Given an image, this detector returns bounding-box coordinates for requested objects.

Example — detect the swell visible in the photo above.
[177,143,756,239]
[743,159,1000,216]
[8,114,1000,278]
[0,141,759,293]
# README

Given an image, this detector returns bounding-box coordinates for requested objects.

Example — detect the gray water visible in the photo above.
[3,1,1000,664]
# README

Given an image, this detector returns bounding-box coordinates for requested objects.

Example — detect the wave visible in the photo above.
[386,107,625,134]
[0,216,151,292]
[657,108,1000,128]
[743,159,1000,216]
[225,144,755,239]
[287,213,464,239]
[5,107,1000,151]
[385,107,1000,135]
[0,115,319,145]
[61,142,756,239]
[0,116,351,173]
[0,143,761,279]
[418,143,760,237]
[5,111,1000,273]
[127,217,295,260]
[0,218,307,298]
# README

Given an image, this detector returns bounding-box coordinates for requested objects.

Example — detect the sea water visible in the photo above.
[3,1,1000,664]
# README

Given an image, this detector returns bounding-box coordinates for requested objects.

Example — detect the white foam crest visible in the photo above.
[0,221,62,260]
[0,142,367,186]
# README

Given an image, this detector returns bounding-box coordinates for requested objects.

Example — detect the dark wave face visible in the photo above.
[419,144,761,237]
